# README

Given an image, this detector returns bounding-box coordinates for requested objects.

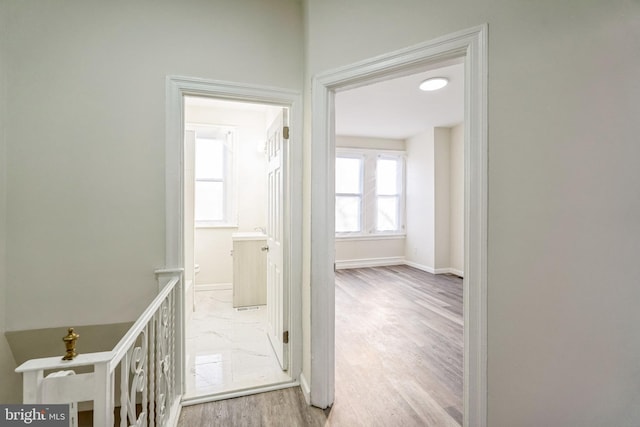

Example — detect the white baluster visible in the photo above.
[141,326,149,427]
[149,318,156,427]
[157,302,166,426]
[120,351,129,427]
[169,290,175,404]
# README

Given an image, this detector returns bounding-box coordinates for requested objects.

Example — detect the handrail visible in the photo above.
[111,276,179,368]
[15,351,114,374]
[154,268,184,275]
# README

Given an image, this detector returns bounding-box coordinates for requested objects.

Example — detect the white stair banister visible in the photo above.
[14,272,183,427]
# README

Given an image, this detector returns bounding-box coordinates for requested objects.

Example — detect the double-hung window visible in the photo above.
[376,154,403,232]
[335,155,364,233]
[335,149,405,237]
[192,125,236,226]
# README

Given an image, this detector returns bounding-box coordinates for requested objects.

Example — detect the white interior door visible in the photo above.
[266,108,288,370]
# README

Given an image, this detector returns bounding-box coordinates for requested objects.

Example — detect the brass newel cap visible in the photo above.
[62,327,79,360]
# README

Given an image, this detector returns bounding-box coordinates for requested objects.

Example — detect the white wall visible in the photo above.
[2,0,303,332]
[304,1,640,425]
[405,127,461,274]
[334,135,405,267]
[404,130,435,269]
[186,105,276,286]
[434,127,451,270]
[450,123,464,275]
[0,1,22,399]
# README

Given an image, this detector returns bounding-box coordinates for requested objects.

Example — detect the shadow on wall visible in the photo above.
[1,335,22,403]
[2,322,133,404]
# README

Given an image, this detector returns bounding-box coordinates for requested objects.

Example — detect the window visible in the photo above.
[335,156,364,233]
[376,155,402,232]
[335,149,405,237]
[191,125,236,226]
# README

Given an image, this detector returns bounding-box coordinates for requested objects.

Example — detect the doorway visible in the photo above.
[309,25,488,427]
[165,77,303,405]
[182,96,290,399]
[331,60,465,425]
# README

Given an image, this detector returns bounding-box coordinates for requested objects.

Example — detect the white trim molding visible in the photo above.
[335,257,405,270]
[449,268,465,278]
[165,76,304,402]
[310,25,488,427]
[181,380,300,407]
[195,283,232,292]
[404,261,465,277]
[299,372,311,405]
[404,260,438,275]
[335,234,406,242]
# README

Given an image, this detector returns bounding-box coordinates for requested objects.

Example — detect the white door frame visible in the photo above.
[310,25,488,427]
[165,76,303,398]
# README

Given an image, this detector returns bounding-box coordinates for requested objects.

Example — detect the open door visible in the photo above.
[266,108,288,370]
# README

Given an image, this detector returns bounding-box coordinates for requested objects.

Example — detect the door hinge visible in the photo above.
[283,126,290,140]
[283,330,289,344]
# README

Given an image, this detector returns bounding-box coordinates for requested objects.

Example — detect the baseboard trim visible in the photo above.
[195,283,232,291]
[449,268,464,278]
[335,257,405,270]
[404,260,436,274]
[181,380,299,407]
[404,261,464,277]
[299,372,311,405]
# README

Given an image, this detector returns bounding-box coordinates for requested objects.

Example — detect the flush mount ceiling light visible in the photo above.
[419,77,449,91]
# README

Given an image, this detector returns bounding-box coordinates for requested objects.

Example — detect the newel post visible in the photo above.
[92,361,114,427]
[22,369,44,404]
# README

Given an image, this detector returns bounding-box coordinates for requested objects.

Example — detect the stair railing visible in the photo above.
[15,269,184,427]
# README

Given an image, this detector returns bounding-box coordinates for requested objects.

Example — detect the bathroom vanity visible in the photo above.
[231,232,267,308]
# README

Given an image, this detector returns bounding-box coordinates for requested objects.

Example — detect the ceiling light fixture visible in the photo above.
[419,77,449,91]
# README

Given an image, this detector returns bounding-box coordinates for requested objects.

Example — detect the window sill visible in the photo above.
[335,233,406,242]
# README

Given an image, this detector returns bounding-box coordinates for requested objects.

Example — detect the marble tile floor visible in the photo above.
[184,289,290,399]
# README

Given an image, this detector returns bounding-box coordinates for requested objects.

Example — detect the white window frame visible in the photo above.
[335,148,405,239]
[375,153,405,234]
[188,123,238,228]
[335,153,365,234]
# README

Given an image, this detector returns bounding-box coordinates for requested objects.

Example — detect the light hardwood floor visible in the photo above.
[178,265,463,426]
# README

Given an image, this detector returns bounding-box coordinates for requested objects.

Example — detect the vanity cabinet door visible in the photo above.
[233,239,267,308]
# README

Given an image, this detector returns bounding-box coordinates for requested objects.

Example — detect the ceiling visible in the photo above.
[335,62,464,140]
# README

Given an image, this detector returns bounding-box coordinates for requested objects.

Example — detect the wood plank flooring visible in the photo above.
[178,265,463,426]
[178,387,327,427]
